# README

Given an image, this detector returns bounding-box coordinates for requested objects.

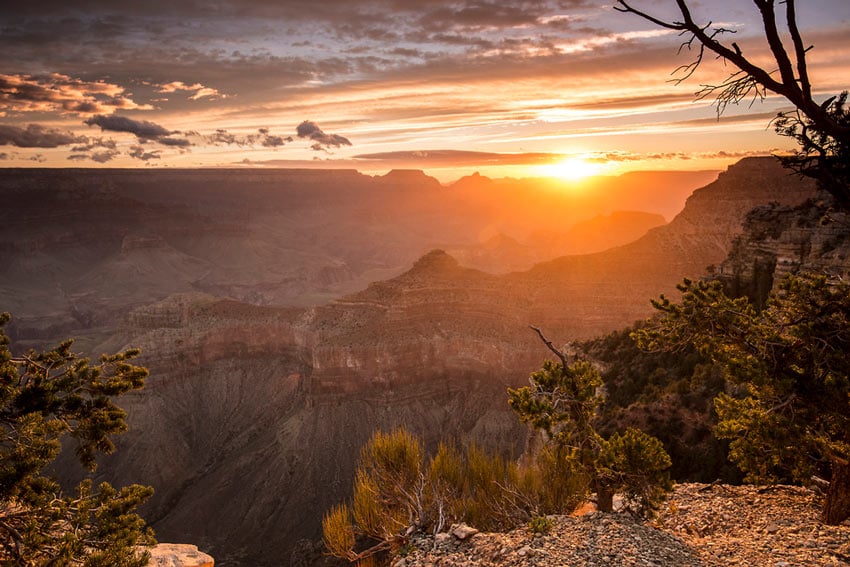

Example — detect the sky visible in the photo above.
[1,0,848,181]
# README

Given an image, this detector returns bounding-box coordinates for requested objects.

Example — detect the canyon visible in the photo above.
[0,158,816,565]
[0,166,714,349]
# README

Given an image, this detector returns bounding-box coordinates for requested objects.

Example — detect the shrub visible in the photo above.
[0,312,155,565]
[323,428,585,563]
[528,515,553,534]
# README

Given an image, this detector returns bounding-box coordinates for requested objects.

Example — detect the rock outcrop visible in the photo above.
[719,193,850,302]
[149,544,214,567]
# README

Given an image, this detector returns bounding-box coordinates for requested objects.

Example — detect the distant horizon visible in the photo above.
[1,1,847,177]
[0,160,726,185]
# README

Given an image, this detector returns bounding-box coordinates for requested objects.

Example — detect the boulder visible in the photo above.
[450,523,480,540]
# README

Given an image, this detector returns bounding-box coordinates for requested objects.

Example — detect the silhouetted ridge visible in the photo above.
[409,249,461,272]
[450,171,496,191]
[379,169,442,188]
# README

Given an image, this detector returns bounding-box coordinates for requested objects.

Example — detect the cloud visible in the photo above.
[84,114,171,138]
[0,73,151,115]
[261,134,291,148]
[90,149,120,162]
[156,81,224,100]
[84,114,193,147]
[0,123,86,147]
[415,1,575,33]
[0,2,846,170]
[207,129,241,145]
[128,145,161,161]
[67,147,120,163]
[296,120,352,150]
[158,136,192,147]
[353,149,562,166]
[71,138,117,152]
[205,127,291,148]
[584,149,777,163]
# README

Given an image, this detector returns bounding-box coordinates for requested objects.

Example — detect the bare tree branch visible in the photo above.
[754,0,799,91]
[784,0,812,100]
[529,325,568,367]
[613,0,850,140]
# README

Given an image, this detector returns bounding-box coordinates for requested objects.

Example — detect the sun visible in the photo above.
[536,157,604,181]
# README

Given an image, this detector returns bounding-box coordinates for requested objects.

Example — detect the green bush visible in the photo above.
[528,515,553,534]
[509,345,672,517]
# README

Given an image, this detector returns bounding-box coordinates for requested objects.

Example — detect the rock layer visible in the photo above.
[719,194,850,302]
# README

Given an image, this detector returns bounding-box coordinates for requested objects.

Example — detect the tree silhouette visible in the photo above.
[615,0,850,206]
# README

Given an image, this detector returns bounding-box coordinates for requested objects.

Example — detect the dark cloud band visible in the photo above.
[0,123,86,147]
[296,120,352,150]
[84,114,171,138]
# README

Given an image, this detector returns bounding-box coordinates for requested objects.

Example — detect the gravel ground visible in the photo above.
[396,483,850,567]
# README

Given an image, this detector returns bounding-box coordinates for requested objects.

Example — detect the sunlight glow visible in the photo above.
[536,157,605,181]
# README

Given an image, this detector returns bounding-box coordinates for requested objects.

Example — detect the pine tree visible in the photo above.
[0,312,155,564]
[508,327,671,516]
[635,274,850,524]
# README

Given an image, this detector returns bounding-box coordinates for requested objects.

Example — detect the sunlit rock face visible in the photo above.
[149,544,214,567]
[718,192,850,303]
[4,159,816,565]
[504,157,817,339]
[93,290,529,566]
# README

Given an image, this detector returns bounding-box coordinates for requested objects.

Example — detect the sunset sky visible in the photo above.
[1,0,848,181]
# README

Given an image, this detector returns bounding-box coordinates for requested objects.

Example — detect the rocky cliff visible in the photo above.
[504,157,817,338]
[718,193,850,302]
[88,290,529,566]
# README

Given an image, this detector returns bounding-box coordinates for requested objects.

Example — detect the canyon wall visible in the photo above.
[718,194,850,301]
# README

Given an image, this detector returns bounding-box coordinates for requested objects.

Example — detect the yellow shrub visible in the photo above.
[322,504,355,560]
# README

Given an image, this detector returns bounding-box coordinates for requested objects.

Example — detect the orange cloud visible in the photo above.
[0,73,152,116]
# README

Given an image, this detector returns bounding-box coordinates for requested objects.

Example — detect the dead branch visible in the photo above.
[529,325,569,367]
[613,0,850,140]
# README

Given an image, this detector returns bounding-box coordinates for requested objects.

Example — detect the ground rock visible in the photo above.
[148,543,214,567]
[450,523,479,540]
[400,484,850,567]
